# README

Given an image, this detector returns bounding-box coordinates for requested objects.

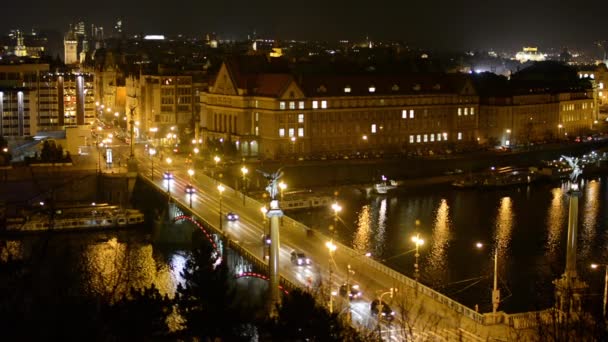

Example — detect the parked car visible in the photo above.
[225,212,239,221]
[290,251,311,266]
[370,299,395,321]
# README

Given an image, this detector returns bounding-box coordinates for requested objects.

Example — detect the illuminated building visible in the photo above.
[577,64,608,117]
[0,63,95,137]
[0,88,34,137]
[64,27,78,65]
[515,47,546,63]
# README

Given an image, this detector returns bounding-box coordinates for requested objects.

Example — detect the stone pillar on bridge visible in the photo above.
[267,199,283,317]
[553,158,587,316]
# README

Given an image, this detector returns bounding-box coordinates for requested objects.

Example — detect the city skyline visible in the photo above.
[2,0,608,51]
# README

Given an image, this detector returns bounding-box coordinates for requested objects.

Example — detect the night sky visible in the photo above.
[3,0,608,50]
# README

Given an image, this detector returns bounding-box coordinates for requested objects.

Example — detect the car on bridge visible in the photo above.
[370,299,395,321]
[163,171,174,180]
[339,283,362,299]
[225,212,239,221]
[290,251,311,266]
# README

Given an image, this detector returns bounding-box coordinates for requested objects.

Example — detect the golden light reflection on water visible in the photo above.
[580,180,600,259]
[375,198,388,255]
[83,238,183,301]
[494,197,513,261]
[546,186,566,258]
[353,205,372,254]
[427,199,451,284]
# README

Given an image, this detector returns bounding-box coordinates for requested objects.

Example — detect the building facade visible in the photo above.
[0,88,35,137]
[0,63,95,138]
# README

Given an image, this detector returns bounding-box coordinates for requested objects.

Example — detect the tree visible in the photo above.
[175,244,251,341]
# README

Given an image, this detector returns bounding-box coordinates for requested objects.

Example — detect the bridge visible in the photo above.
[130,149,547,342]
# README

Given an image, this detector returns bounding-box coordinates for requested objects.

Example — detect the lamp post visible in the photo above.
[185,184,195,208]
[188,168,194,182]
[591,263,608,319]
[376,288,396,339]
[149,148,156,179]
[558,124,564,140]
[331,202,342,235]
[166,157,172,194]
[326,240,337,314]
[290,136,297,155]
[411,233,424,289]
[476,242,500,314]
[213,155,221,180]
[279,182,287,202]
[505,129,511,147]
[217,184,225,230]
[241,166,249,206]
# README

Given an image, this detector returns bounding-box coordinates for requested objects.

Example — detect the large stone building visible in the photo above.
[199,58,597,160]
[0,63,95,139]
[125,73,195,141]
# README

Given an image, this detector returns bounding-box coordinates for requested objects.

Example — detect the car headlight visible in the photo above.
[297,260,302,265]
[305,258,311,264]
[391,312,395,316]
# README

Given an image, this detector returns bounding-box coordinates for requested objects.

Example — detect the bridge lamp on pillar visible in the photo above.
[411,230,424,291]
[591,263,608,319]
[325,240,337,314]
[217,184,225,230]
[185,184,195,208]
[475,242,500,315]
[241,166,249,206]
[187,168,194,182]
[149,148,156,179]
[331,202,342,235]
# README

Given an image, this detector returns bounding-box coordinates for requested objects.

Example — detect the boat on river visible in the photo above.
[4,205,144,233]
[373,175,398,194]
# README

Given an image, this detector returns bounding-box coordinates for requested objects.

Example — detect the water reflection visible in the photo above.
[353,205,372,254]
[546,185,566,259]
[426,199,451,286]
[494,197,513,265]
[580,180,600,259]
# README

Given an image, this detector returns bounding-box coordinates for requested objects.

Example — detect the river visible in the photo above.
[288,176,608,313]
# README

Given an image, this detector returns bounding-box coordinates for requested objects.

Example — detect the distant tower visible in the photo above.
[64,25,78,64]
[79,34,88,64]
[14,30,27,57]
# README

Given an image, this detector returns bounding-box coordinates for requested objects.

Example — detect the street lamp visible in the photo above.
[476,242,500,314]
[279,182,287,202]
[331,202,342,234]
[213,155,221,179]
[411,233,424,287]
[591,263,608,319]
[149,148,156,179]
[185,184,195,208]
[187,168,194,182]
[217,184,225,230]
[241,166,249,206]
[505,129,511,146]
[290,136,297,155]
[325,240,337,314]
[166,157,173,193]
[558,124,564,140]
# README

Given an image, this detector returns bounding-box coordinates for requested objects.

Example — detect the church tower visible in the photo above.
[14,30,27,57]
[64,25,78,65]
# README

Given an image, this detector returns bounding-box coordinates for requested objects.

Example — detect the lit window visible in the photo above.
[255,126,259,135]
[423,134,428,142]
[591,74,595,79]
[430,134,435,142]
[584,74,589,78]
[437,133,441,142]
[369,86,376,93]
[600,91,604,97]
[416,135,421,143]
[279,128,285,137]
[312,101,318,109]
[409,135,414,143]
[298,128,304,137]
[458,108,462,116]
[321,100,327,109]
[289,101,295,109]
[470,107,475,115]
[280,102,286,110]
[409,110,414,119]
[443,132,448,140]
[255,100,259,108]
[464,108,468,115]
[371,124,377,133]
[344,86,351,93]
[299,101,305,109]
[402,110,407,119]
[457,132,462,140]
[298,114,304,123]
[599,82,604,90]
[288,128,295,137]
[255,112,259,121]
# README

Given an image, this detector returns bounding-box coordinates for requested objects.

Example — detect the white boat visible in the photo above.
[281,195,333,211]
[5,207,144,232]
[373,175,398,194]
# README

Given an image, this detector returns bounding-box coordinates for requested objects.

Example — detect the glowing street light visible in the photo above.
[217,184,225,230]
[476,242,500,314]
[241,166,249,206]
[412,233,425,286]
[279,182,287,202]
[187,168,194,181]
[149,148,156,179]
[325,240,338,313]
[591,263,608,319]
